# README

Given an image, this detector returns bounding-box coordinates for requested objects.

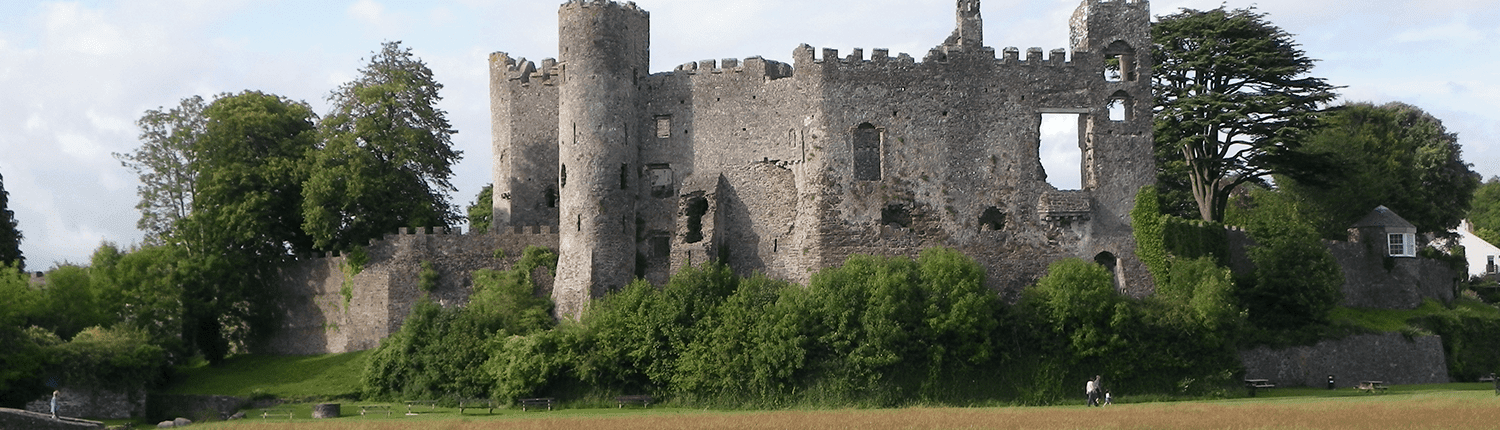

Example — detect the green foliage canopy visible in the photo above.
[1468,177,1500,246]
[304,41,462,252]
[1152,7,1339,222]
[1281,102,1480,237]
[116,95,205,246]
[467,184,493,234]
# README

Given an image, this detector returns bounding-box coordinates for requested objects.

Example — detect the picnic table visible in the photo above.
[1358,381,1388,393]
[405,400,438,415]
[1244,379,1275,397]
[358,404,393,417]
[459,398,495,414]
[259,408,294,420]
[615,395,654,408]
[519,397,556,411]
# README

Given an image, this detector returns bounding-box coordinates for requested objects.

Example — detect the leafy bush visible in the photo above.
[417,260,439,293]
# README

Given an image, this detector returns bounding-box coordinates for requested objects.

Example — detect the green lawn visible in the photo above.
[161,350,369,399]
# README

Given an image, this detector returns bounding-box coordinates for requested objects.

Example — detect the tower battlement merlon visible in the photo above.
[559,0,649,17]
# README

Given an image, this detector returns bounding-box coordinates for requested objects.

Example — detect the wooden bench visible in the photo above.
[358,404,392,417]
[1358,381,1388,393]
[405,400,438,415]
[519,397,556,411]
[615,395,653,408]
[1244,379,1275,397]
[259,408,294,420]
[459,398,494,414]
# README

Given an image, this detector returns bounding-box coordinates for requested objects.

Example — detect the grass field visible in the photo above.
[163,351,369,399]
[123,384,1498,430]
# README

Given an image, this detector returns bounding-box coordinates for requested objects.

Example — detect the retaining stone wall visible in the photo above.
[1240,332,1450,387]
[24,387,144,420]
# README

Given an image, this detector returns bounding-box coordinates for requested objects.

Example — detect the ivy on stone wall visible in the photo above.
[417,260,439,293]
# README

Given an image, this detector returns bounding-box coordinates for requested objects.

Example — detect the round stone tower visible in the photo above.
[553,0,649,318]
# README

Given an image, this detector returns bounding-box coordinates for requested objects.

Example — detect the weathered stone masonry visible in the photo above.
[263,226,557,355]
[494,0,1157,318]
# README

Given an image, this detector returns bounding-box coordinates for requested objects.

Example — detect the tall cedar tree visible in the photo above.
[304,41,461,251]
[1280,102,1479,237]
[117,95,206,245]
[179,91,318,362]
[0,171,21,270]
[1153,7,1339,222]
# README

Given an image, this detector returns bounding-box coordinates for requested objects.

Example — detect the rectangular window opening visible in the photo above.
[1388,233,1415,257]
[1039,113,1083,190]
[655,116,671,139]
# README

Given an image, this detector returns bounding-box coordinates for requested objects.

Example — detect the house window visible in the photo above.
[1487,255,1496,274]
[1387,233,1415,257]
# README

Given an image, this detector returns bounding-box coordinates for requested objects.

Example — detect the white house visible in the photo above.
[1456,219,1500,279]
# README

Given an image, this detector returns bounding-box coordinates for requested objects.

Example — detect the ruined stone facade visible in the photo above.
[493,0,1157,317]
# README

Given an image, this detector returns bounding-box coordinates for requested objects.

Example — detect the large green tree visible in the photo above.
[303,41,462,251]
[1280,102,1480,237]
[1153,7,1339,222]
[1468,177,1500,246]
[178,90,318,362]
[116,95,206,245]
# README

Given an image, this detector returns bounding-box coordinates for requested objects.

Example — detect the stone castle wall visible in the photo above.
[1240,333,1450,386]
[260,226,558,355]
[492,0,1159,315]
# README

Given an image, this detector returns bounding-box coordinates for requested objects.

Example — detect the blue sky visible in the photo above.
[1,0,1496,269]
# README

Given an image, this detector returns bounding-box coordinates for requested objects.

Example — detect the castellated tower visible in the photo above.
[553,0,650,318]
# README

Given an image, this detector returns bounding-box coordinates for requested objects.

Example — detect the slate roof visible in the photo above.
[1350,205,1417,231]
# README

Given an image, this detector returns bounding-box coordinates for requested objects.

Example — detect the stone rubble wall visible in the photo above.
[23,387,144,420]
[262,226,558,355]
[1239,332,1450,387]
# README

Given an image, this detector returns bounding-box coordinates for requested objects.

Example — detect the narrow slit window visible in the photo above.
[852,123,881,181]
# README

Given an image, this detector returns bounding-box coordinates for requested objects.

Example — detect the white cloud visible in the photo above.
[349,0,387,26]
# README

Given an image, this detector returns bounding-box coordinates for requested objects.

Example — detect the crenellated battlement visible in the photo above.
[490,52,561,85]
[670,56,793,80]
[800,42,1072,72]
[559,0,648,16]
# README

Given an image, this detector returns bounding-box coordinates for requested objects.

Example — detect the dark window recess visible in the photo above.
[560,164,567,188]
[576,214,582,232]
[620,163,629,190]
[881,203,911,229]
[685,197,709,243]
[1094,251,1117,273]
[545,186,558,208]
[853,123,881,181]
[651,235,670,259]
[979,207,1006,231]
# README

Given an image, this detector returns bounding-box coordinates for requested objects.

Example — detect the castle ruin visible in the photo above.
[492,0,1156,317]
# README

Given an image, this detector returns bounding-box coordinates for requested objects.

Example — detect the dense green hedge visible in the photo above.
[361,246,1244,406]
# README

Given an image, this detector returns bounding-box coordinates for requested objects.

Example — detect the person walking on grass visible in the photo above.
[50,390,59,419]
[1086,375,1101,407]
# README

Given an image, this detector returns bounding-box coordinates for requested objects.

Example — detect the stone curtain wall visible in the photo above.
[1240,333,1450,386]
[262,226,558,355]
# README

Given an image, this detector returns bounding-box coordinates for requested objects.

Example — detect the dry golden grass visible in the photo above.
[193,392,1500,430]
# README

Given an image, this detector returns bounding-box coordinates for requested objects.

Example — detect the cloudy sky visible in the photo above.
[2,0,1496,269]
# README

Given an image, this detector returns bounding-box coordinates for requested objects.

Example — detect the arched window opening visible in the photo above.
[1107,91,1133,122]
[1102,40,1137,82]
[979,207,1006,231]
